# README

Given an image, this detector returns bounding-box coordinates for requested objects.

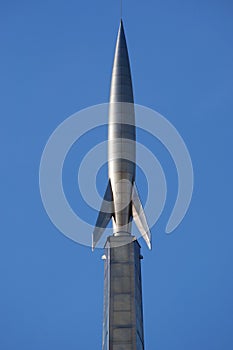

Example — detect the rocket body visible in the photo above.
[108,21,135,234]
[92,21,151,250]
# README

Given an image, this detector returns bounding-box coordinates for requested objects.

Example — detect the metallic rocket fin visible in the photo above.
[92,180,114,250]
[132,183,152,250]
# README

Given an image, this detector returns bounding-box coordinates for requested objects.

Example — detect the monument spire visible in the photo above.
[94,20,150,350]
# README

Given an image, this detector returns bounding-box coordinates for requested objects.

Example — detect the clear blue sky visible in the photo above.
[1,1,233,349]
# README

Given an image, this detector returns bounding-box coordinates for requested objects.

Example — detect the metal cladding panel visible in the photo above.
[109,102,135,116]
[102,236,145,350]
[109,160,136,175]
[108,104,135,172]
[109,123,135,141]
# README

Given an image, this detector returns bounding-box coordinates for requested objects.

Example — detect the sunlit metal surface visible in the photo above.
[93,20,151,250]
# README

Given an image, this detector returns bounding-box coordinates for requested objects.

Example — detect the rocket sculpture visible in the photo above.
[93,20,151,251]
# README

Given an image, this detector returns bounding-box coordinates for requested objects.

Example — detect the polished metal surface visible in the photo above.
[92,20,151,250]
[109,20,135,236]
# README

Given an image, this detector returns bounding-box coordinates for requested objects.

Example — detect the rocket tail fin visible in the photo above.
[92,180,114,250]
[132,183,152,250]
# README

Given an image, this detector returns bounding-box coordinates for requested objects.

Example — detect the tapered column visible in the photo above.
[102,236,144,350]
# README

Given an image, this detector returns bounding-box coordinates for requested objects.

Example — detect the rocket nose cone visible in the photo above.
[110,20,134,103]
[116,19,128,56]
[118,19,125,37]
